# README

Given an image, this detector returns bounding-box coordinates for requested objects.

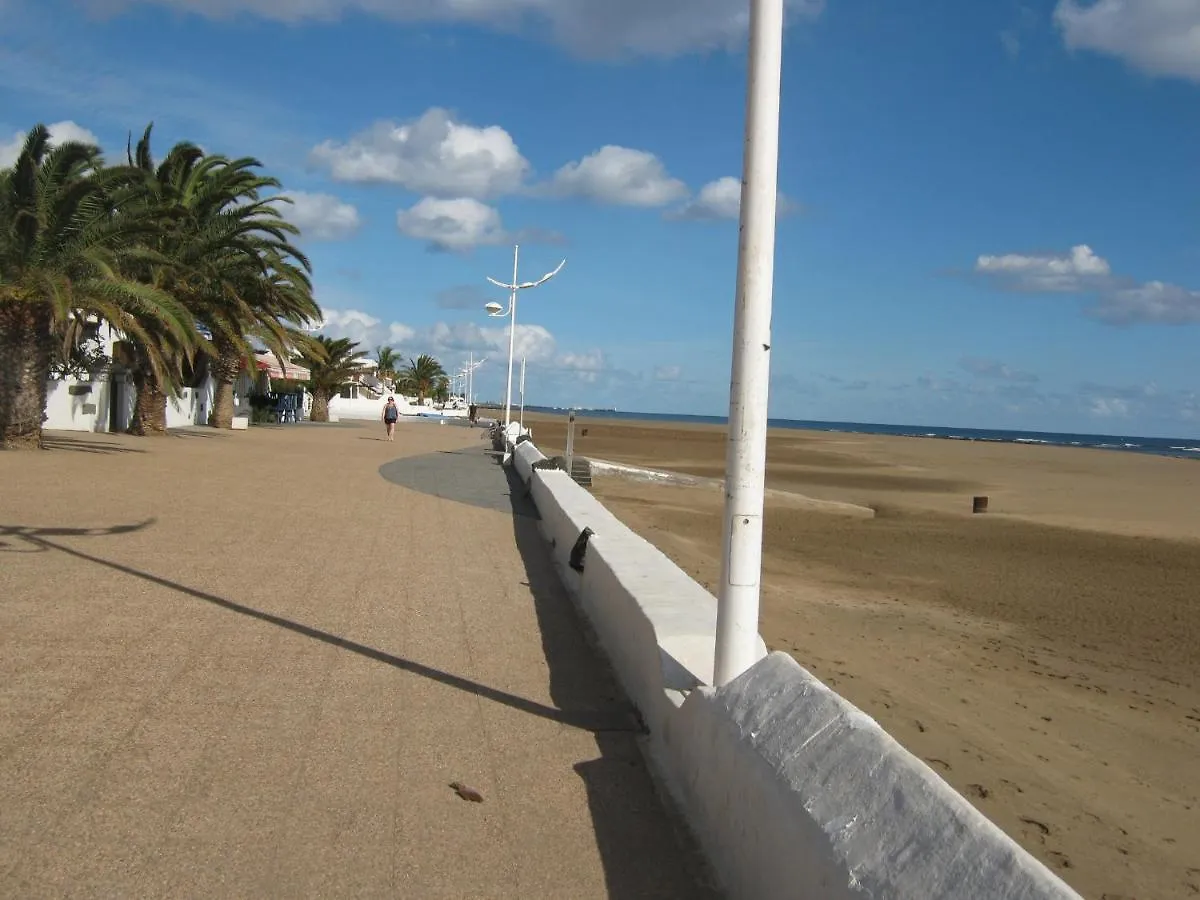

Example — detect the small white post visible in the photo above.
[519,356,527,429]
[565,409,576,474]
[714,0,785,687]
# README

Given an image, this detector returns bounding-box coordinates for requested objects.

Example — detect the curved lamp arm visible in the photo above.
[517,259,566,289]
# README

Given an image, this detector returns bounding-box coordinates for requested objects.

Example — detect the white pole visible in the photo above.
[468,352,474,405]
[713,0,785,688]
[519,356,527,428]
[503,244,519,429]
[485,249,563,433]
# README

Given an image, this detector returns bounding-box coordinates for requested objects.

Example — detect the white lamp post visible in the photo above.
[713,0,786,687]
[484,244,565,436]
[464,353,486,405]
[519,355,527,428]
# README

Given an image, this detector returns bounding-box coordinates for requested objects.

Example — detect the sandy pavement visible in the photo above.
[0,420,715,899]
[525,412,1200,900]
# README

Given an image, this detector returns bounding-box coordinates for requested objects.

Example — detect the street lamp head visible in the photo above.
[484,301,504,316]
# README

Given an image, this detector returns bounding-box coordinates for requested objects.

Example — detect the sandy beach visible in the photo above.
[525,411,1200,900]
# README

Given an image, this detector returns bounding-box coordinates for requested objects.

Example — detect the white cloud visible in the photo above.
[1090,281,1200,325]
[654,365,682,381]
[315,309,416,350]
[666,175,800,221]
[975,244,1112,292]
[546,145,688,207]
[500,323,558,362]
[282,191,361,240]
[75,0,824,59]
[1073,380,1200,424]
[553,350,606,383]
[0,120,99,168]
[310,108,529,198]
[316,310,605,384]
[959,357,1040,383]
[1055,0,1200,83]
[395,196,563,252]
[1088,396,1130,418]
[396,197,509,252]
[973,243,1200,326]
[671,176,741,220]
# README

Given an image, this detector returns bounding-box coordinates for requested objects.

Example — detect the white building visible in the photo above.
[43,320,213,433]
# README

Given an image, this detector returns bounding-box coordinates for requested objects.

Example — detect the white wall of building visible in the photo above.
[44,372,138,433]
[165,381,215,428]
[44,376,112,433]
[45,372,210,433]
[329,393,460,421]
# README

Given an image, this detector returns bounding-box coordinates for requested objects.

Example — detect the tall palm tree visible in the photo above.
[120,125,320,430]
[375,345,401,389]
[297,335,365,422]
[398,354,447,404]
[0,124,194,449]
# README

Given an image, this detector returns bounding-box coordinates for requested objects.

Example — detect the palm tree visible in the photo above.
[375,345,401,389]
[298,335,365,422]
[120,125,320,430]
[0,124,194,449]
[397,354,447,404]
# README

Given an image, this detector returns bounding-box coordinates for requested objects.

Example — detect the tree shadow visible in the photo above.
[4,519,630,732]
[39,436,147,454]
[499,459,722,898]
[167,428,226,439]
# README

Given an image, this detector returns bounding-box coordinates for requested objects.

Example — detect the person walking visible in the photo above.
[382,396,399,441]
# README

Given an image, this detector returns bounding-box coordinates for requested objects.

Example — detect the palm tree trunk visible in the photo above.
[128,371,168,436]
[210,344,242,429]
[0,302,53,450]
[310,391,331,423]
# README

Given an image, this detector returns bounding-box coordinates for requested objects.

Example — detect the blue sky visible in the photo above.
[2,0,1198,436]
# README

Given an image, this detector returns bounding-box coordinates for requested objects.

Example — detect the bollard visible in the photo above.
[565,409,577,475]
[972,495,989,514]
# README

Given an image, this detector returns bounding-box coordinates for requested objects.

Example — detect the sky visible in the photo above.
[2,0,1198,436]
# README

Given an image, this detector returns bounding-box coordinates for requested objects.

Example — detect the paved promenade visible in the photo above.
[0,420,716,898]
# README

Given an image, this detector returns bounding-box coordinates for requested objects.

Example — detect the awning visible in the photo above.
[255,357,310,381]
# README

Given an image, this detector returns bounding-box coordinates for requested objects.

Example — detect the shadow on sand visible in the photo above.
[496,456,722,898]
[39,436,148,454]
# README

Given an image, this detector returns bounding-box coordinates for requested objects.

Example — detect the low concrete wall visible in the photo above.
[512,439,1081,900]
[670,653,1080,899]
[512,439,546,483]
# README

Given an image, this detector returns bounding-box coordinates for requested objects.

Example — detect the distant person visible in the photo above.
[469,403,478,425]
[382,396,399,441]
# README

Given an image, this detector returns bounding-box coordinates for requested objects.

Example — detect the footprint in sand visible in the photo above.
[925,757,952,772]
[965,784,991,800]
[1045,851,1072,870]
[1019,817,1052,841]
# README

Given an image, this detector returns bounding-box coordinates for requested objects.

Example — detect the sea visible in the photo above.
[520,406,1200,461]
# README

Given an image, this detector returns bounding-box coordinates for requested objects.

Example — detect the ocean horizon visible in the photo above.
[512,405,1200,461]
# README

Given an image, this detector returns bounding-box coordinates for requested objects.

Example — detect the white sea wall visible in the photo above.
[509,439,1082,900]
